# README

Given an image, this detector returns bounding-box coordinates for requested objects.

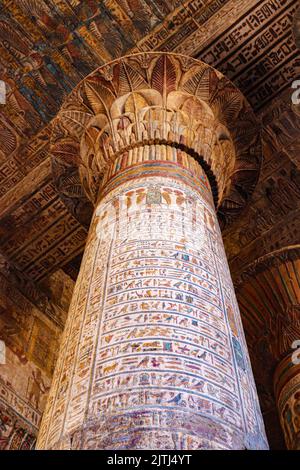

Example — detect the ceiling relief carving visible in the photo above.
[234,248,300,414]
[0,0,298,285]
[194,0,298,111]
[293,4,300,48]
[0,253,67,330]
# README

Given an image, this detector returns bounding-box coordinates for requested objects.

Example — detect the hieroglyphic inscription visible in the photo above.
[37,160,267,450]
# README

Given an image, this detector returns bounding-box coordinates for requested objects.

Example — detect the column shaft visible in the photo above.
[274,353,300,449]
[37,147,267,450]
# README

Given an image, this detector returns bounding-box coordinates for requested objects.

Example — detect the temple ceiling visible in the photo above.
[0,1,299,330]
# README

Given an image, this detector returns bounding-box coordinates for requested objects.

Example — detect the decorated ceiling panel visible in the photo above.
[0,0,299,317]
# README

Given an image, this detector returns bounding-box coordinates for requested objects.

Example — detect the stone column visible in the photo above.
[274,353,300,450]
[36,53,267,450]
[234,248,300,448]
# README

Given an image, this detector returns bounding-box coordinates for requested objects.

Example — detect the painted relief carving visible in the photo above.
[37,163,267,449]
